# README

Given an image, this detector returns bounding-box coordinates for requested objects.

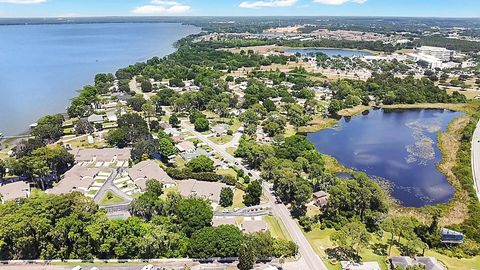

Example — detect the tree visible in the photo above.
[328,99,343,114]
[127,95,147,112]
[141,80,153,93]
[131,140,158,161]
[0,159,5,179]
[169,114,180,128]
[146,179,163,197]
[219,187,234,207]
[158,138,177,159]
[187,155,214,173]
[106,128,129,148]
[117,113,149,143]
[74,118,94,135]
[194,117,210,132]
[238,243,255,270]
[244,180,262,206]
[189,225,243,258]
[175,197,213,236]
[331,221,371,258]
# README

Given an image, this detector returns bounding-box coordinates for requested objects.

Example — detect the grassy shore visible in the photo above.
[337,105,372,117]
[297,115,337,133]
[381,102,473,113]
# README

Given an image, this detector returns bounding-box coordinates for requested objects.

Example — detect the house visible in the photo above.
[128,160,176,189]
[440,228,464,244]
[0,181,31,203]
[48,165,99,195]
[87,114,104,124]
[69,148,131,163]
[171,135,185,144]
[390,256,446,270]
[164,127,180,136]
[312,190,329,207]
[181,148,209,161]
[211,124,230,136]
[340,261,380,270]
[101,102,118,110]
[241,220,269,234]
[106,111,118,122]
[176,141,196,153]
[177,179,227,204]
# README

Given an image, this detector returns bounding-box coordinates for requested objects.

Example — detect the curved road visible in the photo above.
[471,120,480,201]
[182,121,328,270]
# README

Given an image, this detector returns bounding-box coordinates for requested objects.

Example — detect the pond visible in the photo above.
[284,48,372,57]
[307,109,463,207]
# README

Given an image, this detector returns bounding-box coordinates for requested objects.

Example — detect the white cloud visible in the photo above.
[312,0,366,5]
[0,0,46,4]
[133,0,190,15]
[239,0,298,9]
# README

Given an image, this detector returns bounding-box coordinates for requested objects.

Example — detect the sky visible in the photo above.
[0,0,479,18]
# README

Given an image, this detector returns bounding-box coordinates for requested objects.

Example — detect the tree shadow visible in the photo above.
[325,247,361,262]
[371,242,388,256]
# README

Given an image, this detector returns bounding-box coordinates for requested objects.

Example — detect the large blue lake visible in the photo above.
[307,109,462,207]
[285,48,372,57]
[0,23,199,136]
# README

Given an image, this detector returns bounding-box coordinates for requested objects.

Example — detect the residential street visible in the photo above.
[471,119,480,201]
[181,121,328,270]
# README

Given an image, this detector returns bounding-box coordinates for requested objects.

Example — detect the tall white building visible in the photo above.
[417,46,454,62]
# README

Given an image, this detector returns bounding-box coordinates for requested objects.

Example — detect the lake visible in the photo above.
[307,109,463,207]
[284,48,372,57]
[0,23,200,136]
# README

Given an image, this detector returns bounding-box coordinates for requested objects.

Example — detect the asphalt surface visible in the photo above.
[471,120,480,202]
[182,121,328,270]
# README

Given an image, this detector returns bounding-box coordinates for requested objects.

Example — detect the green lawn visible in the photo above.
[425,250,480,270]
[175,155,186,169]
[95,179,106,184]
[263,215,291,241]
[98,191,125,206]
[216,168,237,178]
[226,147,237,156]
[230,118,243,132]
[304,227,391,270]
[210,135,233,145]
[232,189,245,209]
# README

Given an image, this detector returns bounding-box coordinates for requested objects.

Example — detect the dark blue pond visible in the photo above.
[285,48,372,57]
[307,109,462,207]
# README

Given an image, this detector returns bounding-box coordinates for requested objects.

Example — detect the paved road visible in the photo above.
[471,120,480,202]
[93,169,133,204]
[182,121,328,270]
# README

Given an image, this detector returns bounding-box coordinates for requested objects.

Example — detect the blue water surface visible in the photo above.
[307,109,462,207]
[0,23,199,135]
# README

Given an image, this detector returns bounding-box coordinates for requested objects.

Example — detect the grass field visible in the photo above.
[263,215,291,240]
[304,227,392,270]
[216,167,237,178]
[99,191,125,206]
[297,115,337,133]
[210,135,233,145]
[337,105,372,117]
[226,147,237,156]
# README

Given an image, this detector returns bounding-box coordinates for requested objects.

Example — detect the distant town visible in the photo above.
[0,16,480,270]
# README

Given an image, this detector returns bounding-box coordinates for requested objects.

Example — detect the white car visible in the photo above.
[141,264,156,270]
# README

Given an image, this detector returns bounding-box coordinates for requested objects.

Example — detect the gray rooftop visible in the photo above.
[128,160,176,190]
[48,165,100,195]
[241,220,268,234]
[70,148,131,163]
[0,181,30,202]
[177,179,226,203]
